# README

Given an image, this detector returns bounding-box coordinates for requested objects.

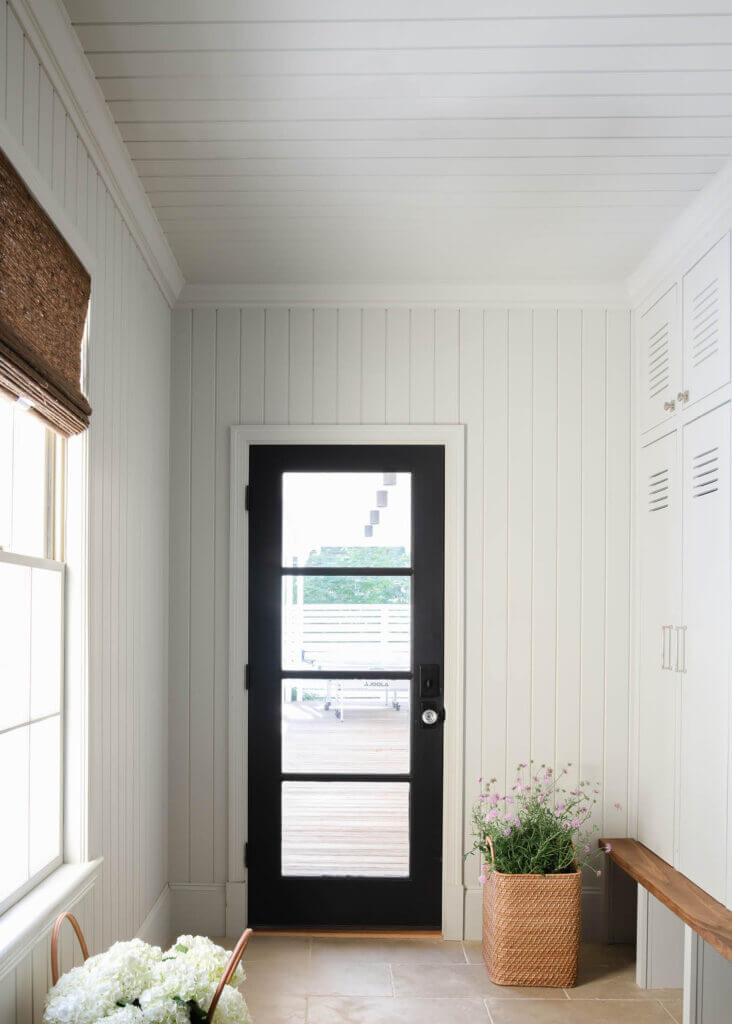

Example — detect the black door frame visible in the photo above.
[246,444,445,928]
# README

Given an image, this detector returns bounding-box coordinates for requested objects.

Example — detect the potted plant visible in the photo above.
[467,762,617,988]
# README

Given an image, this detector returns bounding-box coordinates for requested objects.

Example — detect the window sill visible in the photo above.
[0,858,102,981]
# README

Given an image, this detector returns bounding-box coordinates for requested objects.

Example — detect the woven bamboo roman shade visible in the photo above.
[0,146,91,435]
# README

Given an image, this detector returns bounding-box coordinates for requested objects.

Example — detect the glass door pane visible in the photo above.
[282,472,411,567]
[282,781,410,878]
[282,678,410,773]
[281,575,411,671]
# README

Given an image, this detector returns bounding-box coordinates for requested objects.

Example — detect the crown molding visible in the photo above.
[14,0,184,306]
[177,280,630,309]
[627,156,732,311]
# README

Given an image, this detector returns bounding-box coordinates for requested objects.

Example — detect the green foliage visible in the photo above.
[303,546,409,604]
[467,763,615,879]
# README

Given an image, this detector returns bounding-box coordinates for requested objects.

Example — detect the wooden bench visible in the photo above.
[600,838,732,962]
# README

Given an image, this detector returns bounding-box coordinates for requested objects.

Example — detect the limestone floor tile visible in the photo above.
[311,937,467,965]
[242,960,392,997]
[487,998,680,1024]
[239,934,311,966]
[391,964,568,999]
[308,995,491,1023]
[569,962,681,1001]
[659,996,683,1023]
[463,941,484,965]
[239,989,306,1024]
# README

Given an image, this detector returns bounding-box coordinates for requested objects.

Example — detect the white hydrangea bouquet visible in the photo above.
[43,933,253,1024]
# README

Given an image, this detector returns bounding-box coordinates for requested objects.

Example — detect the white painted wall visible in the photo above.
[169,300,632,938]
[0,0,172,1013]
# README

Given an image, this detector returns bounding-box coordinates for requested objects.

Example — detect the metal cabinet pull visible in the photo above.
[675,625,687,673]
[663,399,676,412]
[677,390,689,404]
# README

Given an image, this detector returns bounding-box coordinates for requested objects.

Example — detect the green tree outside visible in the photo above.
[303,546,409,603]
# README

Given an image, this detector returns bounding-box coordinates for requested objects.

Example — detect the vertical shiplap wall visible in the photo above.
[169,302,632,936]
[0,0,171,1007]
[0,881,97,1023]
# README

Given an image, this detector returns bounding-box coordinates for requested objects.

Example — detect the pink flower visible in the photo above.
[572,818,581,829]
[604,842,612,853]
[478,776,483,783]
[613,802,623,811]
[584,844,591,854]
[478,871,487,885]
[556,802,566,811]
[504,826,512,837]
[596,870,602,878]
[489,793,500,805]
[485,809,499,822]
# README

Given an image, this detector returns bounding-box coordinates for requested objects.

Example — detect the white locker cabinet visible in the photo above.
[638,430,681,864]
[681,235,731,411]
[640,286,680,433]
[678,403,731,902]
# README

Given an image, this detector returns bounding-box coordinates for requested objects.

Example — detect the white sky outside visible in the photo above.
[282,472,411,566]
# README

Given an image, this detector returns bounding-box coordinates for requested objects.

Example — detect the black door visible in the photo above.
[247,444,445,928]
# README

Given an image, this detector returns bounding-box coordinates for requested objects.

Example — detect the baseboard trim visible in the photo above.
[136,884,171,947]
[170,883,226,939]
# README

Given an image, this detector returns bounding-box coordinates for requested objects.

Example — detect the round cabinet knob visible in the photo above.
[421,708,439,726]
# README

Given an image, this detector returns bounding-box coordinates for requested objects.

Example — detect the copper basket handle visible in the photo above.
[51,912,89,985]
[207,928,253,1023]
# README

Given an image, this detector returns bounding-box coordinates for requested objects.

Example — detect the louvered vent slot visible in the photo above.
[692,446,719,498]
[691,278,720,369]
[647,322,670,398]
[648,468,670,512]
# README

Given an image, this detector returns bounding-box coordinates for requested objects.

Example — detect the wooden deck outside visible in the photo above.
[281,700,411,877]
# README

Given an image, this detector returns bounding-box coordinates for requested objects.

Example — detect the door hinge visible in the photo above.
[245,484,251,511]
[245,664,251,691]
[244,842,248,868]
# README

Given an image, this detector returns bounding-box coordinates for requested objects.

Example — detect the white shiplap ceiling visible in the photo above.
[63,1,732,287]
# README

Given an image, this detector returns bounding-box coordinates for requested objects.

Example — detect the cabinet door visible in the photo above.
[682,235,731,408]
[640,286,680,433]
[678,403,730,901]
[637,430,681,864]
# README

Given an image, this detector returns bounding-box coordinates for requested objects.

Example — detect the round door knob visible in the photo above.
[421,708,439,726]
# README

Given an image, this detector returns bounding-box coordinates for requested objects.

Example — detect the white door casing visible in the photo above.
[227,424,466,938]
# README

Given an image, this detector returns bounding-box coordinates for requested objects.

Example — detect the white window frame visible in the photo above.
[0,549,65,917]
[0,393,68,915]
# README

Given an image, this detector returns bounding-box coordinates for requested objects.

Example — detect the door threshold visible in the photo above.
[254,927,444,940]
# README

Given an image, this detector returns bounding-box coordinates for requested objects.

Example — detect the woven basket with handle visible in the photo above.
[481,835,581,988]
[50,912,253,1021]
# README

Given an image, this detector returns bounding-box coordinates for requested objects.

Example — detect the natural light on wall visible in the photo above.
[0,390,65,914]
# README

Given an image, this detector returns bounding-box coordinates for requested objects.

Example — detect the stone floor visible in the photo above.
[218,934,683,1024]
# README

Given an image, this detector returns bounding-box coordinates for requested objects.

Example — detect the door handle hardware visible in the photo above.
[677,390,689,404]
[663,400,676,412]
[419,701,444,728]
[660,625,674,670]
[675,626,687,673]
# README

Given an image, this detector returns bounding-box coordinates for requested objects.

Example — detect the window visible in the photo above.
[0,390,66,915]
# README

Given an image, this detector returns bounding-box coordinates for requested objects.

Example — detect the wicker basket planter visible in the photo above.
[482,851,582,988]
